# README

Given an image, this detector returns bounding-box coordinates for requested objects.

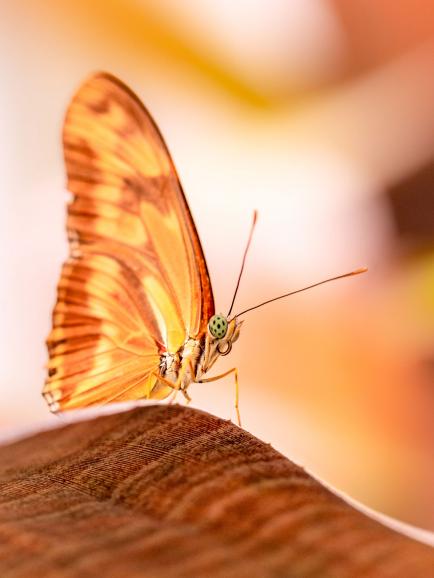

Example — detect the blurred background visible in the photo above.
[1,0,433,531]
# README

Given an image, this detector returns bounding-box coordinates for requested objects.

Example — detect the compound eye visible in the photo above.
[208,314,228,339]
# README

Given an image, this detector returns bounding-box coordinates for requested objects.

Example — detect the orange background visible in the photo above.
[1,1,433,531]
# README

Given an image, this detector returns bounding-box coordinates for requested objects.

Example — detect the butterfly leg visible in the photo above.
[146,371,191,407]
[168,377,183,405]
[182,389,192,404]
[179,358,199,405]
[146,371,177,398]
[197,368,241,427]
[169,360,194,405]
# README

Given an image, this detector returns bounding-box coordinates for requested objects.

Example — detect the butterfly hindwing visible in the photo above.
[43,73,215,411]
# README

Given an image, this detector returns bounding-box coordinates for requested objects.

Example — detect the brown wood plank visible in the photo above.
[0,405,432,578]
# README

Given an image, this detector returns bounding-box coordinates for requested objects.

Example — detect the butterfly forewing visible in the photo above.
[43,73,214,411]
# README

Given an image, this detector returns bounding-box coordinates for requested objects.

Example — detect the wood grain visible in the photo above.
[0,405,432,578]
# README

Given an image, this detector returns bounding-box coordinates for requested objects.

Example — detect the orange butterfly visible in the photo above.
[43,73,366,425]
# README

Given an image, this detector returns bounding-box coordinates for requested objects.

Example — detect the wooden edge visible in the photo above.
[0,404,433,578]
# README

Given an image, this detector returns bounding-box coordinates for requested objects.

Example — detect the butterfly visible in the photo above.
[43,72,367,426]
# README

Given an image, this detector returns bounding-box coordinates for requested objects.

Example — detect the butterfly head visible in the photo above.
[204,314,243,370]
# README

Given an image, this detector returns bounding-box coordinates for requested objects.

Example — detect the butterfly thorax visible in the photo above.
[159,337,203,389]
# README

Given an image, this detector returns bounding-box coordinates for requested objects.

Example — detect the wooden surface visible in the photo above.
[0,405,432,578]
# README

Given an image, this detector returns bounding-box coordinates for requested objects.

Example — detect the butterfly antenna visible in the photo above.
[227,210,258,317]
[234,267,368,318]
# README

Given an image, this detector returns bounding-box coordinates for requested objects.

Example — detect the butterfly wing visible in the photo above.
[43,73,214,412]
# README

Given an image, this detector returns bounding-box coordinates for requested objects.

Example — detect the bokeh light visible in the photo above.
[1,0,433,531]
